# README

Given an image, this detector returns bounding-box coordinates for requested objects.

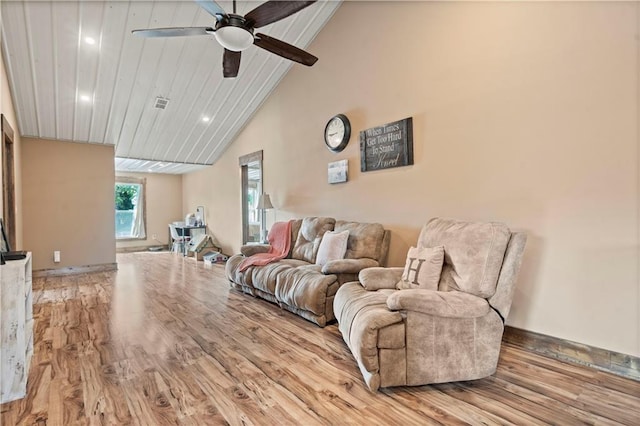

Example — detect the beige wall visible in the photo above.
[184,1,640,357]
[116,172,183,250]
[21,138,115,270]
[1,46,23,248]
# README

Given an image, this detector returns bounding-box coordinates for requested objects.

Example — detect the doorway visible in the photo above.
[1,114,16,249]
[239,150,263,244]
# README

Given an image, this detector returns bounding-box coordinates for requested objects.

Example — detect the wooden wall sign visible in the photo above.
[360,117,413,172]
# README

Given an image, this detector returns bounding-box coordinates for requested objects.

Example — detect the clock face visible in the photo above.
[324,114,350,152]
[326,118,345,147]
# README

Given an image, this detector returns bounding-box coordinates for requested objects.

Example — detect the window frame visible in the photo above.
[115,176,147,241]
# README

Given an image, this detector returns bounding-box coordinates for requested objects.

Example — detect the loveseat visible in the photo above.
[334,217,527,391]
[226,217,390,327]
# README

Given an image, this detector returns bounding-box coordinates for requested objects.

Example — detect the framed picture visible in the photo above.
[328,159,348,184]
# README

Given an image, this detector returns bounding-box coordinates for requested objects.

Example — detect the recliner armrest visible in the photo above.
[321,258,379,275]
[240,244,271,257]
[387,289,490,318]
[358,267,404,291]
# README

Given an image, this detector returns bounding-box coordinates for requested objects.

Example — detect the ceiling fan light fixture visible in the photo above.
[215,26,253,52]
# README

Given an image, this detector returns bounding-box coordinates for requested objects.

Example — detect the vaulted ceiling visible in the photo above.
[1,0,340,174]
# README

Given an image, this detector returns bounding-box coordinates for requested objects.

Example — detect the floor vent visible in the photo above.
[154,97,169,109]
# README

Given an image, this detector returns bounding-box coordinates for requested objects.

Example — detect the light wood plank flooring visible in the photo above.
[2,252,639,425]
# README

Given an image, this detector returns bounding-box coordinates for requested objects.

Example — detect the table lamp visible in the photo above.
[256,193,274,243]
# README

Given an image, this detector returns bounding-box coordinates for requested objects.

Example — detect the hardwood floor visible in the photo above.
[2,252,639,425]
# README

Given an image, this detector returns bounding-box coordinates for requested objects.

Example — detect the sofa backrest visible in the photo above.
[418,217,511,298]
[291,217,335,263]
[488,232,527,320]
[335,221,389,264]
[379,230,391,267]
[287,219,303,258]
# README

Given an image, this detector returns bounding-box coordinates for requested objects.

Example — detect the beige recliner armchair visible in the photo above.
[334,218,527,391]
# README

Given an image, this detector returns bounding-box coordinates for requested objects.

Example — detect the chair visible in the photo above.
[333,217,527,391]
[169,224,188,254]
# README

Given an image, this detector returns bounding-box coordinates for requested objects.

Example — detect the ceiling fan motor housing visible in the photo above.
[215,14,255,52]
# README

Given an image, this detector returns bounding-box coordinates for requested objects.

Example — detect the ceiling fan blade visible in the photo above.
[245,1,317,28]
[223,49,241,78]
[254,33,317,66]
[132,27,214,38]
[195,0,227,19]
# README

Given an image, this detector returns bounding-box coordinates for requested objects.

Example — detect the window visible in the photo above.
[115,177,146,240]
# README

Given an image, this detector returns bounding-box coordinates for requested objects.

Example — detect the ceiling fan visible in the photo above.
[132,0,318,78]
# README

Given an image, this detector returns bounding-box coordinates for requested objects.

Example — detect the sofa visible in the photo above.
[334,217,527,391]
[226,217,390,327]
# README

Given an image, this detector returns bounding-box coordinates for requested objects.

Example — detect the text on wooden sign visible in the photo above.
[360,117,413,172]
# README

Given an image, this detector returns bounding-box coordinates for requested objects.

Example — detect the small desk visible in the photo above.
[170,225,206,255]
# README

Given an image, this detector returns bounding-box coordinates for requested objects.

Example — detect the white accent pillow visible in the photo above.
[396,246,445,290]
[315,230,349,266]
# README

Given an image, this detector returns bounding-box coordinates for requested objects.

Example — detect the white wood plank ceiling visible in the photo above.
[1,0,340,174]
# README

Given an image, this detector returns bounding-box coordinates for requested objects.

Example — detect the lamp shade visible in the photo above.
[256,193,274,210]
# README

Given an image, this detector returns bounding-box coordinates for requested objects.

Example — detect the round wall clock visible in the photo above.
[324,114,351,153]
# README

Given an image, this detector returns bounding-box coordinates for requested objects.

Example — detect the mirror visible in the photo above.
[239,151,263,244]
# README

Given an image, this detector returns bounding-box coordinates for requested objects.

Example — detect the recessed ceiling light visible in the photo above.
[202,116,210,122]
[79,94,93,103]
[84,37,96,45]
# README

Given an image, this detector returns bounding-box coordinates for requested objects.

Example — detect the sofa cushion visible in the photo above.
[335,221,386,261]
[276,268,337,316]
[292,217,335,263]
[297,264,323,273]
[316,230,349,266]
[387,289,491,318]
[250,262,294,295]
[275,258,309,267]
[396,246,444,290]
[418,218,510,298]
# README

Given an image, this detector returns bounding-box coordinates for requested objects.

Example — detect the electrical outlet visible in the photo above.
[54,250,60,263]
[152,234,158,240]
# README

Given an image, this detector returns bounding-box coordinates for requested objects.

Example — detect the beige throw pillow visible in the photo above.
[315,230,349,266]
[396,246,445,290]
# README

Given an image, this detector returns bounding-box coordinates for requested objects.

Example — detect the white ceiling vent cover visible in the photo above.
[154,97,169,109]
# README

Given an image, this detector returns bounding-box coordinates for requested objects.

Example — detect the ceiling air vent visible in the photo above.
[154,96,169,109]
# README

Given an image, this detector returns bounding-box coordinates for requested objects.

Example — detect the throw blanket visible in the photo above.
[239,221,292,272]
